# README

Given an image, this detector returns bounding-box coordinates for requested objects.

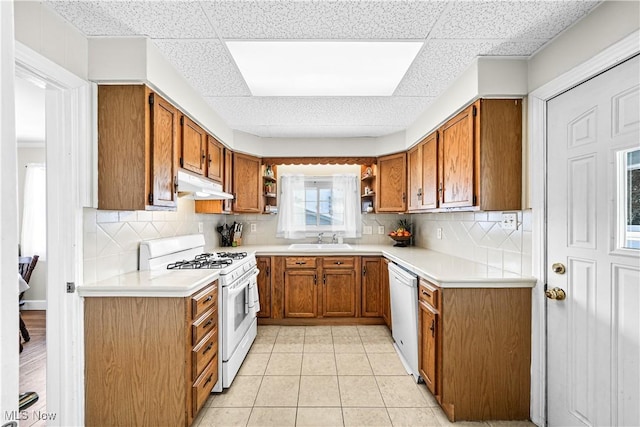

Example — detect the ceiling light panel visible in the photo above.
[227,41,423,96]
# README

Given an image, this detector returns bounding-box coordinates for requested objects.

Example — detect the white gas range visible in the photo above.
[139,234,259,391]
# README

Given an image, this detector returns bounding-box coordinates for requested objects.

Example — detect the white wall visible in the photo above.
[14,0,88,80]
[528,1,640,92]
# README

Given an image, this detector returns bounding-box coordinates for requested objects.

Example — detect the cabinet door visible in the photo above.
[181,116,206,175]
[439,105,474,208]
[361,257,382,317]
[381,258,391,329]
[420,132,438,209]
[284,270,317,318]
[233,152,262,213]
[407,144,422,211]
[419,300,438,395]
[223,148,233,213]
[256,256,271,318]
[206,136,224,183]
[151,93,178,208]
[377,152,407,212]
[322,269,357,317]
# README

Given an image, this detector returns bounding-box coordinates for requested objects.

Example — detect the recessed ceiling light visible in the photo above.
[226,41,423,97]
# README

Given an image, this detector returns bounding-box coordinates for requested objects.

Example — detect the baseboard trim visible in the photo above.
[21,300,47,310]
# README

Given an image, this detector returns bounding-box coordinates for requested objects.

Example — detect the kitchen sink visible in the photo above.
[288,243,353,251]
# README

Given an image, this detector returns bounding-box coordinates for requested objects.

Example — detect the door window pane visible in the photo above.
[621,148,640,249]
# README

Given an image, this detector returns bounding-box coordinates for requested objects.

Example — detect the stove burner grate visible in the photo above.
[167,258,233,270]
[216,252,247,260]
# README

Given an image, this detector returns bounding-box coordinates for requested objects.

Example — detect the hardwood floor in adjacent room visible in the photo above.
[19,310,46,427]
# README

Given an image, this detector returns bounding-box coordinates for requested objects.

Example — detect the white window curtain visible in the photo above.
[21,163,47,260]
[277,173,361,239]
[331,174,361,238]
[277,174,306,239]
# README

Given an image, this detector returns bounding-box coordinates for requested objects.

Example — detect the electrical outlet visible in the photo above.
[501,212,518,230]
[363,225,373,235]
[250,223,257,232]
[436,228,442,239]
[377,226,385,235]
[198,222,203,233]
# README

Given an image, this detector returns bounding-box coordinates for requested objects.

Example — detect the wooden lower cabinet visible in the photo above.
[381,258,392,329]
[418,279,531,422]
[361,257,382,317]
[322,268,357,317]
[256,256,271,318]
[84,281,218,427]
[284,269,318,318]
[270,256,389,324]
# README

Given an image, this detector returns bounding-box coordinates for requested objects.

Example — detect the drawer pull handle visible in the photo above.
[205,295,213,303]
[430,319,435,337]
[335,261,342,265]
[296,261,306,265]
[204,319,214,328]
[202,343,213,355]
[421,290,431,298]
[204,374,213,386]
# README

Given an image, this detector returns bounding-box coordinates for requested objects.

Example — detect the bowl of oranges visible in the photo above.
[388,220,412,247]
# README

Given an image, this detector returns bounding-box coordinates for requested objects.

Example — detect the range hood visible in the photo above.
[176,170,233,200]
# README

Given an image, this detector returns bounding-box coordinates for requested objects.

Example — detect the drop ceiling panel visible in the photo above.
[43,0,603,139]
[153,40,250,96]
[200,0,448,40]
[206,96,434,128]
[431,0,600,40]
[395,39,547,97]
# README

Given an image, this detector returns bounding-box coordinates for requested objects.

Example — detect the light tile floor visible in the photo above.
[195,325,537,427]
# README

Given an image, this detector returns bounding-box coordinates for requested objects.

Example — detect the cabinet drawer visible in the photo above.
[192,356,218,417]
[192,328,218,380]
[322,257,355,269]
[418,279,439,310]
[192,308,217,345]
[285,257,318,269]
[192,282,217,319]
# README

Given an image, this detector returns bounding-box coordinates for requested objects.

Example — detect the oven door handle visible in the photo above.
[244,286,249,314]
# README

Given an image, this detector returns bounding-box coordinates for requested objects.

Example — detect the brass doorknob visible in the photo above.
[552,263,566,274]
[545,287,566,300]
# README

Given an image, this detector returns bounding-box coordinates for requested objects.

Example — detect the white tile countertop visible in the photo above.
[78,269,220,297]
[224,244,537,288]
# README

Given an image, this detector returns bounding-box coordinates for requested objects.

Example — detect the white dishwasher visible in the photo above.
[388,261,420,382]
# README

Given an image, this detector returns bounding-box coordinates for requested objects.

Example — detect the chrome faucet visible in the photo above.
[331,234,338,244]
[317,232,324,244]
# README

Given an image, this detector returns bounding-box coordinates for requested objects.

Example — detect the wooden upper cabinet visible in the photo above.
[206,135,224,184]
[233,152,262,213]
[376,152,407,212]
[98,85,178,211]
[180,115,206,175]
[223,148,233,213]
[438,99,522,211]
[474,99,522,211]
[408,132,438,212]
[439,105,475,208]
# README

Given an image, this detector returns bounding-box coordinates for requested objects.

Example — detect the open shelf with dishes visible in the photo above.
[262,164,278,214]
[360,164,376,213]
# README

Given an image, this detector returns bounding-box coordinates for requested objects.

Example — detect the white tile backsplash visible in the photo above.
[412,209,533,275]
[83,198,227,283]
[83,198,533,283]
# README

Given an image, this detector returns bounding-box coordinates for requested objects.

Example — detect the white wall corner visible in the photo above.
[477,57,528,97]
[88,37,148,82]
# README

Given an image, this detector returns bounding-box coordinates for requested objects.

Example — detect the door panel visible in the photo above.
[322,269,356,317]
[284,270,317,318]
[151,95,177,208]
[547,54,640,427]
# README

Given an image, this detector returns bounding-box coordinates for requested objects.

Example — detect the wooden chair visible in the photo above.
[18,255,39,345]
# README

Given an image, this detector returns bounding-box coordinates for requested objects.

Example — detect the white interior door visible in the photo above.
[547,54,640,426]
